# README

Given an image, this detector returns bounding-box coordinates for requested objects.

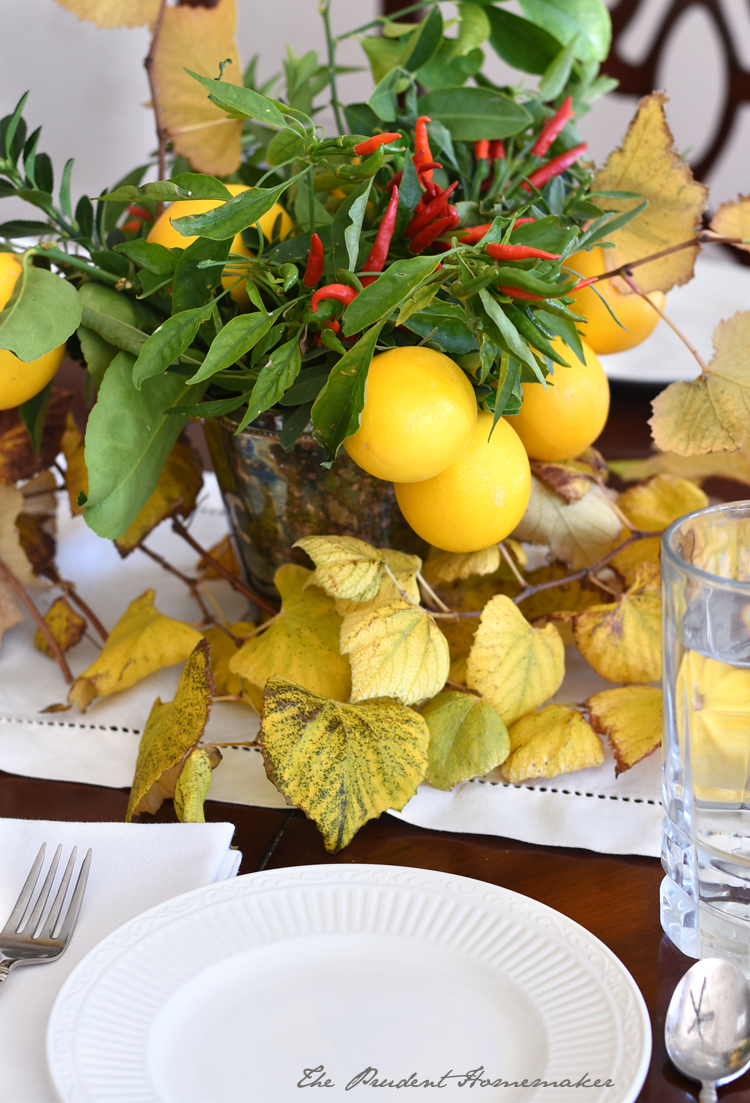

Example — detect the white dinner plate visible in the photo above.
[47,864,651,1103]
[600,254,750,384]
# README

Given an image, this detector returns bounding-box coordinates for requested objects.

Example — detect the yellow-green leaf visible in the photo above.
[204,620,255,698]
[114,439,203,556]
[421,691,509,790]
[610,444,750,489]
[69,588,203,712]
[340,599,450,705]
[423,545,501,583]
[295,535,387,603]
[126,638,214,820]
[34,597,86,657]
[500,704,604,782]
[609,474,709,585]
[229,564,351,702]
[466,594,565,726]
[574,565,661,683]
[52,0,161,28]
[591,92,708,294]
[587,685,662,775]
[174,745,221,823]
[512,477,621,568]
[710,195,750,254]
[261,676,429,852]
[332,547,422,615]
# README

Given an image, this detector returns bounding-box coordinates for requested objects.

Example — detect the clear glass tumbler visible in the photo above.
[661,501,750,971]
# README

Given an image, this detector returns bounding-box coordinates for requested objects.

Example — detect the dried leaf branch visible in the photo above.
[0,555,73,683]
[171,518,279,615]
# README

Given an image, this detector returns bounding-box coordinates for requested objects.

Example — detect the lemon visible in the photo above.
[395,411,531,552]
[567,246,666,355]
[510,335,610,462]
[147,184,292,310]
[343,346,478,483]
[0,252,66,411]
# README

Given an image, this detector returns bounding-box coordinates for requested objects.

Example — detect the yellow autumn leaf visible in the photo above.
[420,691,509,790]
[500,704,604,783]
[512,477,621,568]
[340,599,450,705]
[710,195,750,254]
[174,746,221,823]
[52,0,160,28]
[115,439,203,556]
[154,0,242,177]
[204,620,255,698]
[261,676,429,852]
[609,474,709,584]
[587,685,662,775]
[229,564,351,702]
[295,535,388,603]
[68,588,203,712]
[649,311,750,456]
[126,638,214,820]
[197,533,241,579]
[424,545,501,583]
[574,564,661,683]
[34,597,86,657]
[334,549,422,615]
[528,453,604,504]
[677,650,750,800]
[466,595,565,726]
[591,92,708,294]
[610,444,750,489]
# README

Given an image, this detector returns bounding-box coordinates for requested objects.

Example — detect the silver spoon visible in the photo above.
[665,958,750,1101]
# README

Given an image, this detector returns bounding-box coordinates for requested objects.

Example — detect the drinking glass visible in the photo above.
[661,501,750,971]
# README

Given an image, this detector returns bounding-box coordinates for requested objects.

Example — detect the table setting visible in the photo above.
[3,0,750,1099]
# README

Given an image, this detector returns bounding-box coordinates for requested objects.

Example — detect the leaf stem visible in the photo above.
[44,567,109,642]
[170,518,280,615]
[592,232,744,284]
[320,0,346,135]
[416,570,452,612]
[0,556,73,684]
[498,541,527,589]
[621,269,708,374]
[384,562,415,604]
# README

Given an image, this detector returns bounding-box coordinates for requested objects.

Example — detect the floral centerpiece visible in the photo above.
[0,0,748,850]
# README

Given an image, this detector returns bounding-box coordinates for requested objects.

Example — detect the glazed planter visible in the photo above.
[204,412,426,598]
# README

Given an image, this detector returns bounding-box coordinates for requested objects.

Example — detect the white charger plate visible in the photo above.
[47,864,651,1103]
[601,254,750,384]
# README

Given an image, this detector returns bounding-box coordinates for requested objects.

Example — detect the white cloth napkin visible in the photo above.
[0,818,241,1103]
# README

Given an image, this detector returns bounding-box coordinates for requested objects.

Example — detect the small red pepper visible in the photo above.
[386,170,403,192]
[571,276,598,291]
[486,243,561,261]
[127,204,154,222]
[353,132,402,156]
[475,139,490,160]
[497,286,546,301]
[489,139,505,161]
[324,318,341,332]
[523,143,587,192]
[404,181,458,239]
[311,284,358,312]
[531,95,574,159]
[458,223,493,245]
[418,161,443,176]
[360,185,399,287]
[413,116,434,180]
[409,210,459,254]
[513,217,536,226]
[302,233,324,288]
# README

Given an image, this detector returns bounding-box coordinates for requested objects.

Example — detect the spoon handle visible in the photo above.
[699,1086,718,1103]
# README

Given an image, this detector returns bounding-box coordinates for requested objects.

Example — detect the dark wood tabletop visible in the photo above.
[4,378,750,1102]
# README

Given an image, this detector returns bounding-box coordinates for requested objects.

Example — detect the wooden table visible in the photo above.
[5,380,750,1101]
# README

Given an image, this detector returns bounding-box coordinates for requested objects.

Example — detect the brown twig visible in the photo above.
[590,232,744,284]
[0,556,73,683]
[138,543,244,645]
[43,568,109,642]
[170,518,280,615]
[144,0,170,209]
[621,269,708,374]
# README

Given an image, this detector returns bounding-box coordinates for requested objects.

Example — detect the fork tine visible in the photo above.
[55,848,91,944]
[37,848,77,940]
[1,843,46,935]
[19,845,62,937]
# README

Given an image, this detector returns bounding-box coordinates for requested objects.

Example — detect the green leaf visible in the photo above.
[402,6,443,72]
[478,288,541,378]
[18,379,53,456]
[393,152,422,239]
[172,236,231,314]
[132,302,214,388]
[186,312,274,385]
[486,6,561,74]
[0,264,81,360]
[2,91,29,163]
[171,177,299,240]
[97,177,229,204]
[539,36,578,100]
[311,322,385,458]
[266,128,305,167]
[186,69,287,127]
[236,337,302,431]
[421,691,509,789]
[417,86,532,141]
[343,103,380,135]
[368,68,407,123]
[260,676,429,852]
[0,219,52,238]
[78,327,117,388]
[535,307,585,365]
[114,239,177,276]
[77,283,158,383]
[168,391,251,418]
[417,42,484,91]
[519,0,612,62]
[97,163,149,238]
[402,300,478,355]
[331,178,373,273]
[455,3,492,55]
[83,351,204,539]
[342,255,440,336]
[362,37,409,87]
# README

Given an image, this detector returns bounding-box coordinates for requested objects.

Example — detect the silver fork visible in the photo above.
[0,843,91,985]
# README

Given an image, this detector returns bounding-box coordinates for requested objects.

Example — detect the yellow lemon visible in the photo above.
[395,411,531,553]
[147,184,292,309]
[510,335,610,462]
[0,252,66,411]
[567,246,666,355]
[343,346,477,483]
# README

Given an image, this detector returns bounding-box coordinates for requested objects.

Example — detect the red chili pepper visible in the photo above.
[127,204,154,222]
[404,181,458,239]
[386,170,403,192]
[324,319,340,332]
[513,217,536,226]
[522,143,587,192]
[531,95,574,159]
[497,286,546,301]
[486,243,561,261]
[409,210,459,255]
[458,223,493,244]
[571,276,598,291]
[122,220,141,233]
[302,233,324,288]
[311,284,358,312]
[413,116,433,180]
[353,132,402,156]
[360,185,399,287]
[418,161,443,176]
[489,139,505,161]
[475,139,490,160]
